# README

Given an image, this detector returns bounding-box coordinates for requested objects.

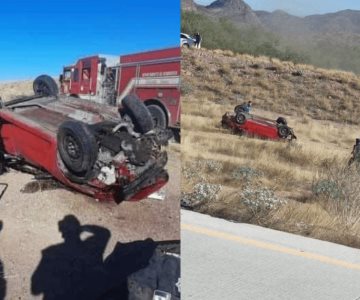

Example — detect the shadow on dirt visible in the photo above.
[31,215,157,300]
[0,221,6,300]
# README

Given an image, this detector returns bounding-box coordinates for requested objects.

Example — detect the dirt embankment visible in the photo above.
[182,47,360,248]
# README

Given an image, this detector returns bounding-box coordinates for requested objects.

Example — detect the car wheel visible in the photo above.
[235,112,247,125]
[276,117,287,126]
[147,105,167,130]
[57,121,98,176]
[234,105,245,114]
[33,75,59,97]
[122,95,154,134]
[278,125,291,138]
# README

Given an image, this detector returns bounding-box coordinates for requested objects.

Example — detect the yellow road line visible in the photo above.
[182,223,360,271]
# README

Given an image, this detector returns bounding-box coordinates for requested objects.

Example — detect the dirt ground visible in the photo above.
[0,107,180,298]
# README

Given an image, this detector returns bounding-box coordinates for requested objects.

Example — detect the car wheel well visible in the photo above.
[144,99,169,127]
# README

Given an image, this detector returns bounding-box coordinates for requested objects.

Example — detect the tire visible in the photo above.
[278,125,291,138]
[122,95,154,134]
[147,105,167,130]
[234,105,245,114]
[182,43,190,48]
[57,121,98,177]
[276,117,287,126]
[33,75,59,97]
[235,112,247,125]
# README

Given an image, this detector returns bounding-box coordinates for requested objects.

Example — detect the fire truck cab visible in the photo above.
[60,47,181,130]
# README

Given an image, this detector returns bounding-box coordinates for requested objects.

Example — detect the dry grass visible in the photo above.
[0,80,32,101]
[182,48,360,248]
[182,48,360,124]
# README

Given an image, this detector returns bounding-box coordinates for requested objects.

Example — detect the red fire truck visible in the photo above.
[60,47,181,130]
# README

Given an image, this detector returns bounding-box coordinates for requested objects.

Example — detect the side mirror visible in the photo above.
[59,74,63,83]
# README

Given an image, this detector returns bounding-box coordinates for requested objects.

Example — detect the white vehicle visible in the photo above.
[180,33,196,48]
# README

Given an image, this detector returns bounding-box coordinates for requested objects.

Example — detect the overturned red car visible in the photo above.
[0,75,169,203]
[221,107,296,141]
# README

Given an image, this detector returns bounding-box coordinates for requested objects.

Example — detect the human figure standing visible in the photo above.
[349,138,360,165]
[194,32,202,49]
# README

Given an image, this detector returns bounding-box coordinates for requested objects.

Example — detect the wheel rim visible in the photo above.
[65,135,81,160]
[236,114,245,123]
[35,81,49,96]
[279,127,289,137]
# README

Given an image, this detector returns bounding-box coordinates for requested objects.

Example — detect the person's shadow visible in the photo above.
[0,221,6,300]
[31,215,111,300]
[31,215,158,300]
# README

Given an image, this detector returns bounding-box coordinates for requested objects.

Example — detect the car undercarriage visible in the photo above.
[0,75,169,203]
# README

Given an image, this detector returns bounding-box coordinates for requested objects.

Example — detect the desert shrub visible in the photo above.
[312,179,341,200]
[239,185,286,213]
[312,163,360,226]
[181,182,222,208]
[231,166,263,182]
[182,159,223,178]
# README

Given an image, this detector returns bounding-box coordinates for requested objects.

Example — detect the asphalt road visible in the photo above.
[181,210,360,300]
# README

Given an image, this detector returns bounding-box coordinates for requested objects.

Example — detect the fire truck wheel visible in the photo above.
[122,95,154,134]
[276,117,287,126]
[278,125,291,139]
[57,121,98,176]
[235,112,247,125]
[33,75,59,97]
[147,105,167,130]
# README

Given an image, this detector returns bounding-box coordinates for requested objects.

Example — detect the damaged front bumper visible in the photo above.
[93,151,169,203]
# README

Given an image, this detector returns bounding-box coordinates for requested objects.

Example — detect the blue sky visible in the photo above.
[196,0,360,17]
[0,0,180,81]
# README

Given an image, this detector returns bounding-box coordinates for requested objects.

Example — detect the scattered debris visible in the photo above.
[148,188,166,201]
[0,183,7,200]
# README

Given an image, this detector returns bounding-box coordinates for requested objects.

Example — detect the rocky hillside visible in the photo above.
[205,0,260,26]
[182,0,360,73]
[256,9,360,46]
[183,0,261,26]
[185,0,360,40]
[181,0,198,11]
[182,48,360,124]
